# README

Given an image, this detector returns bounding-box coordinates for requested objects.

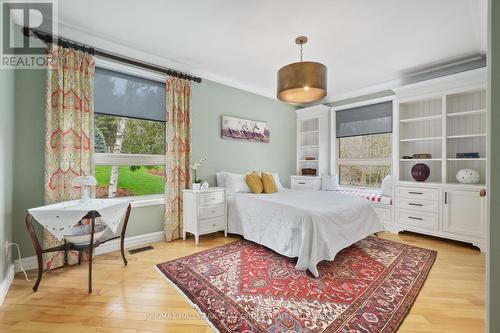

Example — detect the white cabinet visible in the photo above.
[394,184,486,251]
[443,189,486,239]
[392,69,487,252]
[182,188,227,245]
[295,105,330,178]
[290,176,322,190]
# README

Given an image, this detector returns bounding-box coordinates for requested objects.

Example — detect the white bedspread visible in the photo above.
[227,190,383,277]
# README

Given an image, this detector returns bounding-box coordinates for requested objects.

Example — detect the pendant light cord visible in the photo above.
[300,43,303,62]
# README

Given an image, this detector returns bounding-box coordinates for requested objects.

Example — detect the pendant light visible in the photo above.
[277,36,327,103]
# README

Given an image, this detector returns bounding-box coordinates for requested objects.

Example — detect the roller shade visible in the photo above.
[336,101,392,138]
[94,67,166,122]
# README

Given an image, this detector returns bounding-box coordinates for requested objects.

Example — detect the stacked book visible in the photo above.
[456,152,480,159]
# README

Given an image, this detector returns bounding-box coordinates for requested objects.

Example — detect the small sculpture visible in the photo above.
[456,169,480,184]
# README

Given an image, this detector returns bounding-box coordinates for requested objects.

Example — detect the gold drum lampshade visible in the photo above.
[277,36,327,103]
[277,61,327,103]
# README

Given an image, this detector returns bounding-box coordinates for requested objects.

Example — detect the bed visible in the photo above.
[226,189,383,277]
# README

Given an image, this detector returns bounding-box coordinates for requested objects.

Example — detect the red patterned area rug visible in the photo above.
[156,236,436,333]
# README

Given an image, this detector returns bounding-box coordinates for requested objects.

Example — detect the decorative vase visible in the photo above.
[201,181,209,190]
[411,163,430,182]
[192,183,201,190]
[456,169,480,184]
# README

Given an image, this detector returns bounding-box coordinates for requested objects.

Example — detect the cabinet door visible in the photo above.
[443,189,485,238]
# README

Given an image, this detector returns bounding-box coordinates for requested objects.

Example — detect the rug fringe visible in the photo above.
[154,265,221,333]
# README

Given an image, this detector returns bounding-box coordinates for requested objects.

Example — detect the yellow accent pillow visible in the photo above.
[261,173,278,194]
[246,172,263,194]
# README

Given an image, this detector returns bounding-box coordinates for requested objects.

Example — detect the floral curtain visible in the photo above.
[43,46,95,268]
[164,78,192,241]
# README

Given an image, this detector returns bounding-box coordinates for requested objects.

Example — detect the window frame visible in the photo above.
[331,96,395,190]
[94,57,167,205]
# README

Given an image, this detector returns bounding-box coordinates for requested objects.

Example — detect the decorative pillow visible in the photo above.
[216,171,229,187]
[245,172,263,194]
[322,174,339,191]
[261,173,278,194]
[271,173,285,191]
[224,173,252,193]
[381,175,393,197]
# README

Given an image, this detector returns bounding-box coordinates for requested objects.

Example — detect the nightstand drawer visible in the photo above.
[199,216,225,234]
[199,192,224,206]
[396,198,439,213]
[397,209,438,230]
[396,186,439,201]
[199,204,225,220]
[290,177,321,190]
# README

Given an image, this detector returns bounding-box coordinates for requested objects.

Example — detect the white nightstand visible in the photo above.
[290,176,322,190]
[182,187,227,245]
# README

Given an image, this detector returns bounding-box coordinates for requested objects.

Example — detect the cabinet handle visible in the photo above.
[409,191,423,195]
[408,216,423,221]
[298,182,306,185]
[444,192,447,204]
[409,203,423,207]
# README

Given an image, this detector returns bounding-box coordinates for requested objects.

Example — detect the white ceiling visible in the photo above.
[56,0,487,103]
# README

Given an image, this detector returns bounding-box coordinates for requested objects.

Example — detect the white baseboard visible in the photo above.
[14,231,165,273]
[0,265,15,306]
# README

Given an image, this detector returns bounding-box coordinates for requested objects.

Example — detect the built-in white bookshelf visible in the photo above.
[396,87,487,185]
[296,105,329,176]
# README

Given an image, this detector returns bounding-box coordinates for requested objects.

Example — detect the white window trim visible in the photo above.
[128,194,164,208]
[94,58,167,204]
[94,153,165,166]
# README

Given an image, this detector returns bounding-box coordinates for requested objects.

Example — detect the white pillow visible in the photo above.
[224,173,252,193]
[269,172,285,191]
[322,175,339,191]
[216,171,229,187]
[381,175,393,197]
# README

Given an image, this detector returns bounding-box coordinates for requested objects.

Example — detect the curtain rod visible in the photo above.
[23,27,202,83]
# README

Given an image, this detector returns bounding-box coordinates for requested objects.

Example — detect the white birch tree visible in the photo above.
[108,117,128,198]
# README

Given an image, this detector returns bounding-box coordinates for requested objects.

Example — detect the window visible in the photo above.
[94,66,166,198]
[335,101,392,188]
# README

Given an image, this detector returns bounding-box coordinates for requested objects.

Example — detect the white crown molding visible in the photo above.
[0,265,14,306]
[53,18,277,100]
[320,79,401,105]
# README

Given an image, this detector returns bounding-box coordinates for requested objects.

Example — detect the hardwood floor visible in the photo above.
[0,231,485,333]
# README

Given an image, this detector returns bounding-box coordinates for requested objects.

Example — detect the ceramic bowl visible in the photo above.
[64,224,107,245]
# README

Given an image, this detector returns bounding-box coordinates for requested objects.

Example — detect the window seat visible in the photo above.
[337,189,392,205]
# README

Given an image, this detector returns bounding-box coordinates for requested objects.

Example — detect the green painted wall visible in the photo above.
[192,80,296,186]
[11,69,296,258]
[0,68,16,281]
[489,0,499,331]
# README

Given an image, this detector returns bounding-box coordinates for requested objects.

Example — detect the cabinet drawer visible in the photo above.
[397,209,438,230]
[199,204,225,220]
[291,178,320,190]
[199,192,224,206]
[396,197,439,213]
[396,186,439,201]
[199,216,225,234]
